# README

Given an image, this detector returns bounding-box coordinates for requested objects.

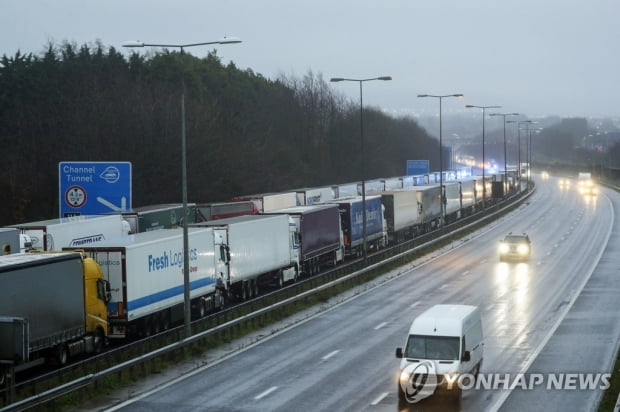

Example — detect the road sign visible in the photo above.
[59,162,132,217]
[406,160,430,176]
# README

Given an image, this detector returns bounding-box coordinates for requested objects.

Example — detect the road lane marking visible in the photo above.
[439,283,448,290]
[486,304,495,311]
[374,322,387,330]
[462,270,470,276]
[255,386,278,400]
[370,392,388,405]
[322,350,339,361]
[410,301,420,309]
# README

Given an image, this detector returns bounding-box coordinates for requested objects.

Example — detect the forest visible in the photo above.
[0,41,439,225]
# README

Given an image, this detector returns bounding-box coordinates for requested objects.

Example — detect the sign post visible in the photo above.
[59,162,132,217]
[406,160,430,176]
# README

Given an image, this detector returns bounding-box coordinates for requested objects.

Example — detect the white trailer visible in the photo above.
[459,179,477,216]
[361,179,384,195]
[295,186,335,206]
[381,190,420,244]
[333,182,358,198]
[383,177,403,191]
[77,227,222,339]
[193,214,299,299]
[233,192,297,213]
[412,185,442,232]
[7,214,129,251]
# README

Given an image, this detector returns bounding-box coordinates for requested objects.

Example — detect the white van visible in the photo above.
[395,304,483,404]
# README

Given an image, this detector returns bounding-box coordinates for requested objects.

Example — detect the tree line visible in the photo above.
[0,41,440,225]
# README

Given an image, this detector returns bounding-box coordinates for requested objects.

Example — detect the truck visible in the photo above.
[295,186,335,206]
[6,214,129,251]
[120,203,198,233]
[411,185,442,233]
[381,190,420,244]
[0,252,110,384]
[231,192,297,213]
[196,201,258,221]
[332,182,358,198]
[458,178,477,216]
[76,227,223,339]
[265,204,343,276]
[436,182,462,224]
[322,196,387,257]
[578,172,597,195]
[192,214,299,299]
[0,228,20,255]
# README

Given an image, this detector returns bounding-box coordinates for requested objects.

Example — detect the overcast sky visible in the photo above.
[2,0,619,119]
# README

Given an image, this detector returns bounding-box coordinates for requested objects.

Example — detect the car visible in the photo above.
[498,233,531,262]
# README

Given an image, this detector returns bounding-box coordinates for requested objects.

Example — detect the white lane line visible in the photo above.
[410,301,420,309]
[374,322,387,330]
[439,283,449,290]
[462,270,470,276]
[255,386,278,400]
[370,392,389,405]
[486,304,495,311]
[322,350,339,361]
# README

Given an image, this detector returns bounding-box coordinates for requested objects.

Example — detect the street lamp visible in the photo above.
[124,37,242,338]
[507,119,535,192]
[330,76,392,259]
[418,93,463,227]
[490,112,519,196]
[465,104,501,209]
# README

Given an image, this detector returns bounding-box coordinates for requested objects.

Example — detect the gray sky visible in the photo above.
[2,0,619,118]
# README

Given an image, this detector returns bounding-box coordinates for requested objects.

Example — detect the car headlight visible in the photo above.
[518,244,529,255]
[499,244,509,254]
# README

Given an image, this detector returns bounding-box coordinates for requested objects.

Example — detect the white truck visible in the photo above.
[76,227,223,339]
[193,214,299,299]
[7,214,129,251]
[231,192,297,213]
[295,186,335,206]
[396,304,483,404]
[381,190,420,244]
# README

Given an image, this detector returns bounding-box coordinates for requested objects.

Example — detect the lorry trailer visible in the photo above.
[265,204,343,276]
[6,214,128,251]
[120,203,197,233]
[192,214,299,298]
[0,252,110,382]
[76,227,223,339]
[0,228,19,255]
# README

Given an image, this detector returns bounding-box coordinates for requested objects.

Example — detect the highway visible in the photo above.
[101,175,619,412]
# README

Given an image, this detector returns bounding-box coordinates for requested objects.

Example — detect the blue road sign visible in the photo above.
[59,162,132,217]
[406,160,430,176]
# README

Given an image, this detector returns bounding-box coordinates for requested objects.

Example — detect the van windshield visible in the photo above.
[404,335,460,360]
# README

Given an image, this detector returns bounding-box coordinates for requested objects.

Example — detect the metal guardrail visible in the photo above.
[1,187,536,412]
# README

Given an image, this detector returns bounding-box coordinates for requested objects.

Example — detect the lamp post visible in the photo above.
[330,76,392,259]
[418,93,463,227]
[507,120,535,192]
[123,37,242,338]
[465,104,501,209]
[490,112,519,196]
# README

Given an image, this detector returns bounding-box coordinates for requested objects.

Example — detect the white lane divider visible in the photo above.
[410,301,420,309]
[255,386,278,400]
[322,350,339,361]
[370,392,389,405]
[374,322,387,330]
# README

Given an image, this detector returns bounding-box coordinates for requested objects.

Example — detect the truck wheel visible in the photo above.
[252,279,259,297]
[56,344,69,366]
[277,272,284,289]
[93,328,104,353]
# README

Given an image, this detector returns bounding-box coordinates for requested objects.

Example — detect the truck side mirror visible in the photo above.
[462,350,471,362]
[396,347,403,358]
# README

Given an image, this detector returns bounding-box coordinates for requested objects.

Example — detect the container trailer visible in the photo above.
[120,203,197,233]
[232,192,297,213]
[0,228,19,255]
[381,190,420,244]
[196,201,259,221]
[265,204,343,276]
[76,227,222,339]
[323,196,387,257]
[295,186,335,206]
[6,214,129,251]
[193,214,299,297]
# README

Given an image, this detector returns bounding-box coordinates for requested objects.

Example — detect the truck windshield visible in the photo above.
[404,335,460,360]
